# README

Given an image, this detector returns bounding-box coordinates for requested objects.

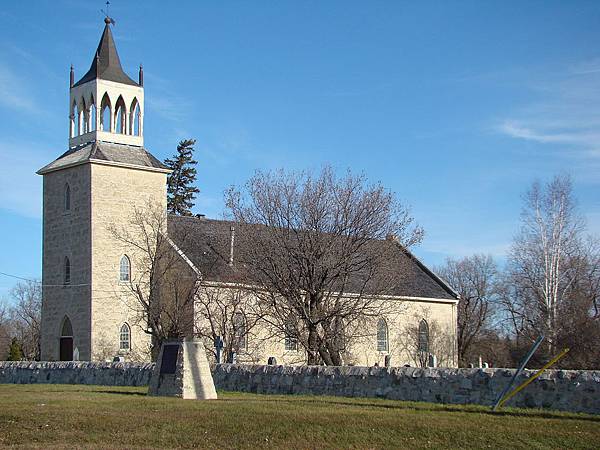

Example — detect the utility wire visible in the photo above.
[0,271,144,291]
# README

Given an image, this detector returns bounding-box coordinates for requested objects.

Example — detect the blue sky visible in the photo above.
[1,1,599,300]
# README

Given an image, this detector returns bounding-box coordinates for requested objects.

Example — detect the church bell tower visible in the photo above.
[38,18,170,362]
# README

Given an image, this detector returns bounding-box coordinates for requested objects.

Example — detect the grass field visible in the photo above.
[0,384,598,449]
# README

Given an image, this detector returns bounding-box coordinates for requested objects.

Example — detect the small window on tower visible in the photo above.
[64,257,71,285]
[119,255,131,282]
[64,184,71,211]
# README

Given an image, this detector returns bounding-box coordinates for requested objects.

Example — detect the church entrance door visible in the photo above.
[59,316,74,361]
[59,337,73,361]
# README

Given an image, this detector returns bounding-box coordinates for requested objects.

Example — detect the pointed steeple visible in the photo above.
[73,18,138,87]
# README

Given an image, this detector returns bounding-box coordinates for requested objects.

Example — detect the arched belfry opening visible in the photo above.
[60,316,74,361]
[129,97,141,136]
[114,95,126,134]
[90,94,96,132]
[100,93,112,132]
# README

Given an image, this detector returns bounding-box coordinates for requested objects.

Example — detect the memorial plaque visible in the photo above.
[160,344,179,374]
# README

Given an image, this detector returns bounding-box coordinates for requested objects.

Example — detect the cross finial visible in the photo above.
[101,1,116,26]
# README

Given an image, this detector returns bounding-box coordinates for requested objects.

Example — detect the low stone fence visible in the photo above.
[1,362,599,414]
[0,361,154,386]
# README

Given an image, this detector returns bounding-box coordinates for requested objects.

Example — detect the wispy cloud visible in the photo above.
[0,141,50,218]
[495,58,600,158]
[0,65,37,114]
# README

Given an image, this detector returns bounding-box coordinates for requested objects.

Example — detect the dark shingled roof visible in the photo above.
[168,215,458,300]
[73,22,138,87]
[37,141,169,174]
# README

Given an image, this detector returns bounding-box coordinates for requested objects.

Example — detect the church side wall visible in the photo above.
[90,163,167,362]
[41,165,92,361]
[195,285,458,368]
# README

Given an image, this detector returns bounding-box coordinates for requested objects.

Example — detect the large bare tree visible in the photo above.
[225,166,423,365]
[436,255,497,367]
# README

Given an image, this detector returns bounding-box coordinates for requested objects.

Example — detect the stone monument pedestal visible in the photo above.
[148,338,217,400]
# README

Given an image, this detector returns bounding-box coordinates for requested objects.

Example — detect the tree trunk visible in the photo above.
[307,326,320,365]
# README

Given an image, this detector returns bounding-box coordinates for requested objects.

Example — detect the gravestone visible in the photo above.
[427,353,437,368]
[148,338,217,400]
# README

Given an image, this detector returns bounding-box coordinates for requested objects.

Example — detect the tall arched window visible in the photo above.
[114,96,126,134]
[376,318,388,351]
[64,184,71,211]
[119,323,131,351]
[233,311,247,351]
[64,257,71,285]
[119,255,131,282]
[100,93,111,132]
[284,315,298,351]
[130,98,140,136]
[418,319,430,353]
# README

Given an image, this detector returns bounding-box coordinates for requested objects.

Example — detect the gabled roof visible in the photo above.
[37,141,169,174]
[167,215,458,301]
[73,20,138,88]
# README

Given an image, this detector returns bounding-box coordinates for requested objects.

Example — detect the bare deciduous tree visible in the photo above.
[436,255,497,367]
[0,300,11,360]
[502,175,598,364]
[9,280,42,360]
[109,201,200,360]
[194,284,267,363]
[225,166,423,365]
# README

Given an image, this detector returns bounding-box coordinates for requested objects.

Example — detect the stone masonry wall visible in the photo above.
[1,362,598,414]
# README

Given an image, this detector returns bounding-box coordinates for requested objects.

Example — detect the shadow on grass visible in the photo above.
[95,390,147,397]
[217,394,600,423]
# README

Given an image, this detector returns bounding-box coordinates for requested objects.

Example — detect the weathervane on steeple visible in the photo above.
[101,1,116,26]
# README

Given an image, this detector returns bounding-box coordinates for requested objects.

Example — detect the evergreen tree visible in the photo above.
[164,139,200,216]
[8,338,23,361]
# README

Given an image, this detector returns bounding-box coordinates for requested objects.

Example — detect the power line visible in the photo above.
[0,271,144,291]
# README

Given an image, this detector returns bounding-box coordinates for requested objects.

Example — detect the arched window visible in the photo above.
[100,93,111,132]
[119,255,131,282]
[284,316,298,351]
[64,184,71,211]
[119,323,131,351]
[64,257,71,285]
[418,319,430,353]
[376,318,388,352]
[130,98,141,136]
[114,95,126,134]
[233,311,247,351]
[61,316,73,337]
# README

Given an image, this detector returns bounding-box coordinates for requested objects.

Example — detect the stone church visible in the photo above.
[38,19,459,367]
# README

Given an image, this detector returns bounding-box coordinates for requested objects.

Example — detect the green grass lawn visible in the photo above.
[0,385,598,449]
